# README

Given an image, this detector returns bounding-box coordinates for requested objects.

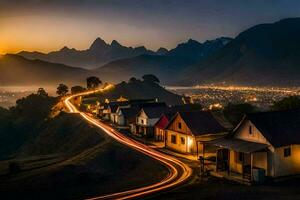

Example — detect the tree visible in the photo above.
[223,103,257,126]
[142,74,160,84]
[87,76,102,89]
[71,85,85,94]
[37,88,48,97]
[271,96,300,111]
[129,77,138,83]
[56,84,69,96]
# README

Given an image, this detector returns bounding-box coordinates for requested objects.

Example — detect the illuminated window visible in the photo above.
[181,137,185,145]
[178,122,182,129]
[284,147,291,157]
[171,135,176,144]
[249,126,252,134]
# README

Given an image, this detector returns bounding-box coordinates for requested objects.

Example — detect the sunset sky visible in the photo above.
[1,0,300,54]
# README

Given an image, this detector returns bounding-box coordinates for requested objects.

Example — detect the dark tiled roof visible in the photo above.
[108,101,129,113]
[154,112,177,129]
[177,111,227,136]
[211,138,268,153]
[243,110,300,147]
[164,112,177,120]
[120,107,140,119]
[154,105,203,129]
[142,106,169,119]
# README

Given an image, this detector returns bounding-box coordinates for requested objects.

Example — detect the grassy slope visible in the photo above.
[0,113,168,199]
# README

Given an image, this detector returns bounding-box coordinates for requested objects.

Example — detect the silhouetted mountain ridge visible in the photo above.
[0,54,91,86]
[18,38,156,69]
[94,37,232,84]
[180,18,300,86]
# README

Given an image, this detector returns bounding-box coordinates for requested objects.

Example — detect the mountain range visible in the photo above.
[18,38,157,69]
[3,18,300,86]
[93,37,232,83]
[181,18,300,86]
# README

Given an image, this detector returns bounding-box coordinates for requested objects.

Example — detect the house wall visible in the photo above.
[165,130,196,153]
[167,115,193,135]
[274,144,300,177]
[130,123,137,134]
[229,151,268,175]
[155,127,165,141]
[110,113,118,123]
[229,150,243,173]
[253,152,268,175]
[116,114,125,126]
[136,111,148,126]
[235,120,270,145]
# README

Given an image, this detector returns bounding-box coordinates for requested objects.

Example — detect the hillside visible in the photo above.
[181,18,300,86]
[18,38,156,69]
[98,78,183,105]
[0,54,91,86]
[0,106,168,199]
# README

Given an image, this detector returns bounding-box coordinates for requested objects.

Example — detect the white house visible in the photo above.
[115,107,140,126]
[212,110,300,182]
[135,105,169,137]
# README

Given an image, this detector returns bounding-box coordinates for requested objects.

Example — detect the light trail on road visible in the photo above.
[64,86,193,200]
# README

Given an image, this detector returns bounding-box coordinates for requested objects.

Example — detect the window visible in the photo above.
[249,126,252,134]
[178,122,182,129]
[284,147,291,157]
[181,137,185,145]
[141,119,144,124]
[171,135,176,144]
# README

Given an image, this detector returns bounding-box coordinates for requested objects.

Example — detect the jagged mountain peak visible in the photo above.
[89,37,108,50]
[111,40,122,48]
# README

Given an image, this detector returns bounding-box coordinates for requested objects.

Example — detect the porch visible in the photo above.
[209,138,269,184]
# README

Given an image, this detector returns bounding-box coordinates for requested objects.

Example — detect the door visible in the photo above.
[217,149,229,171]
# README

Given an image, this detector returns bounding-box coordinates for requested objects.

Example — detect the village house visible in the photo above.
[115,107,140,127]
[154,112,176,142]
[108,102,130,123]
[211,110,300,183]
[165,111,227,154]
[113,99,158,126]
[154,104,203,142]
[135,103,168,137]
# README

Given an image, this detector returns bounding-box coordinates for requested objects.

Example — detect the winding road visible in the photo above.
[64,86,193,200]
